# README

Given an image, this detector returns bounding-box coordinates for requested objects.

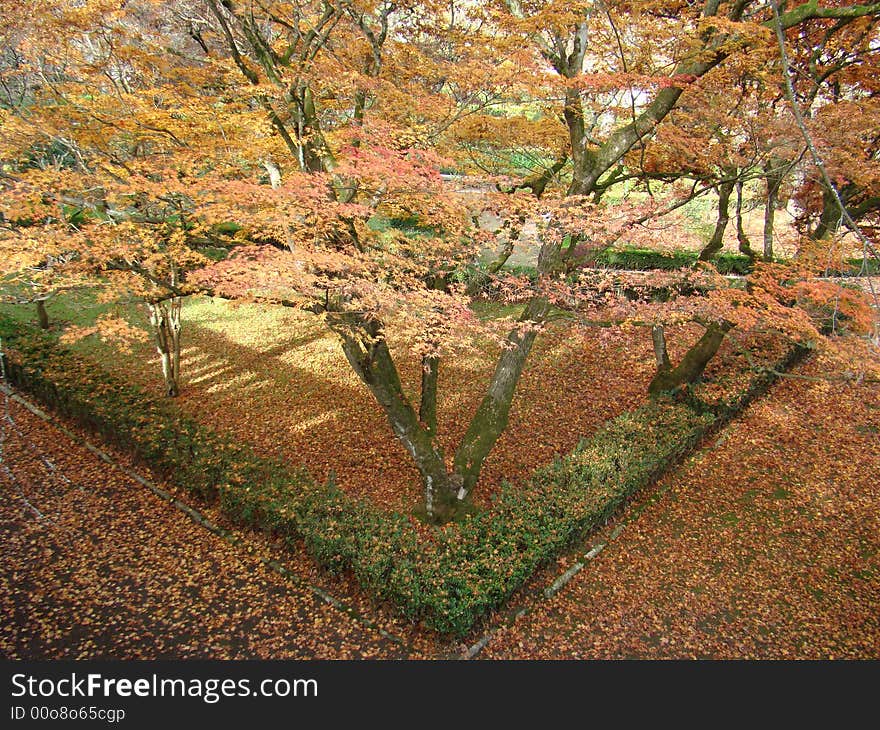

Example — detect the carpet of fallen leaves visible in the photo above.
[479,359,880,659]
[3,352,878,658]
[0,398,413,659]
[73,297,671,510]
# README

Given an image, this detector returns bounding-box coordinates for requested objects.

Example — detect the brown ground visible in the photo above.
[69,299,662,511]
[0,397,406,659]
[480,359,880,659]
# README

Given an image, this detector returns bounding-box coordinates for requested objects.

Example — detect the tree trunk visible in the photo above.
[699,178,735,261]
[35,299,49,330]
[419,355,439,439]
[499,155,568,198]
[290,85,334,174]
[648,321,733,395]
[652,325,672,372]
[564,89,596,196]
[332,295,551,524]
[763,157,784,261]
[148,296,182,397]
[333,315,459,522]
[451,297,550,496]
[261,159,282,189]
[170,296,181,393]
[735,180,756,259]
[566,61,719,196]
[812,184,845,240]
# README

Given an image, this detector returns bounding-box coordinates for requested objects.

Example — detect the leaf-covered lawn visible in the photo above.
[479,360,880,659]
[5,291,791,516]
[28,294,672,510]
[3,350,877,658]
[172,300,659,510]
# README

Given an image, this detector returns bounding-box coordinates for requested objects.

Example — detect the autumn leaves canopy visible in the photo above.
[1,0,878,520]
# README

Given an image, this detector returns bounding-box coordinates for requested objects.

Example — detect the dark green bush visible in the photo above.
[839,258,880,276]
[460,249,876,303]
[594,247,755,274]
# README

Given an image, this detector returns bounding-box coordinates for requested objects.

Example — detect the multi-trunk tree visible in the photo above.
[1,0,878,523]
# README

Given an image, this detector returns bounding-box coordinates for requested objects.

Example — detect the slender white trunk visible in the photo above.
[148,290,182,397]
[261,159,282,189]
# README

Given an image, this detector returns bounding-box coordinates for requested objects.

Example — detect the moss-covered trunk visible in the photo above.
[699,178,735,261]
[763,157,785,261]
[452,297,550,497]
[812,184,847,240]
[735,180,756,259]
[334,315,458,522]
[333,295,551,524]
[648,322,733,395]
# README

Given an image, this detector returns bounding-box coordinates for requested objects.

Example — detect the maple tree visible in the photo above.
[0,0,223,395]
[1,0,878,524]
[780,5,880,245]
[0,221,79,330]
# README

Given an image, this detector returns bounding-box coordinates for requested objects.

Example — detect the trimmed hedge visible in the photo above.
[0,316,796,635]
[469,248,878,282]
[600,248,880,276]
[833,257,880,276]
[595,247,754,275]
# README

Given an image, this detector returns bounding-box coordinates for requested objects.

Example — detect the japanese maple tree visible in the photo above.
[1,0,878,524]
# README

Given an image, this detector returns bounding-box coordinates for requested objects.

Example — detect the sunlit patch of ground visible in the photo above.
[5,292,784,512]
[89,297,658,510]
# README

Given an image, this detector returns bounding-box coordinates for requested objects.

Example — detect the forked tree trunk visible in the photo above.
[332,297,550,524]
[291,84,334,174]
[148,296,182,397]
[335,316,458,521]
[699,178,735,261]
[648,322,733,396]
[564,53,723,197]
